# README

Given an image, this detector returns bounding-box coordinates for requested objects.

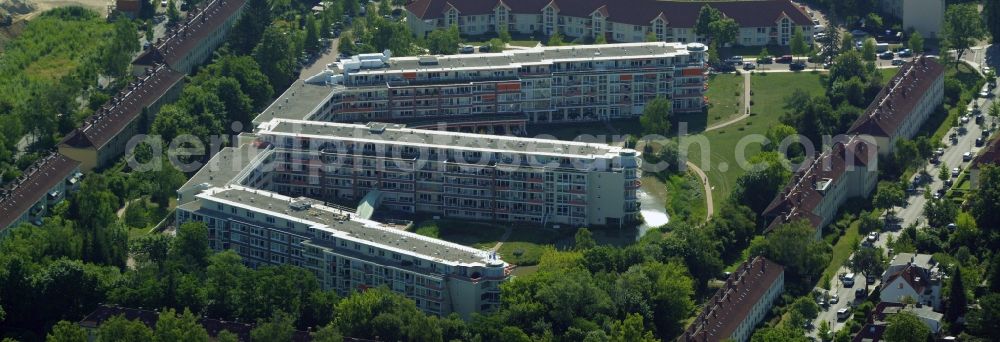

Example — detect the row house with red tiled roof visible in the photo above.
[761,136,878,238]
[59,0,248,171]
[404,0,814,46]
[847,56,945,157]
[0,153,82,233]
[679,256,785,342]
[763,57,944,237]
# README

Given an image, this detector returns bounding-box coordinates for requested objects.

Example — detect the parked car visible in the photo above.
[963,152,973,161]
[743,62,756,70]
[837,308,851,321]
[777,55,794,63]
[478,45,491,53]
[459,45,475,54]
[851,29,868,37]
[897,49,913,57]
[880,51,894,60]
[952,167,961,177]
[891,58,905,66]
[790,61,807,71]
[977,137,985,146]
[758,56,774,64]
[936,148,945,156]
[867,231,879,242]
[843,273,856,287]
[830,294,840,304]
[726,56,744,65]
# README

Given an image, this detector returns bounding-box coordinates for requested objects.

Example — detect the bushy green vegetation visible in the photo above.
[0,8,133,184]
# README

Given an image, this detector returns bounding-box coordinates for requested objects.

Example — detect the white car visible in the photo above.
[867,231,879,242]
[161,0,167,6]
[830,294,840,304]
[963,152,973,161]
[952,167,961,177]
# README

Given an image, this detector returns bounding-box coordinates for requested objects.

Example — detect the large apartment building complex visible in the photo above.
[254,119,643,227]
[404,0,813,46]
[176,185,510,318]
[253,42,707,132]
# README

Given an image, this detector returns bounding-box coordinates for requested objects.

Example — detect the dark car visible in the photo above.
[758,56,774,64]
[977,137,985,146]
[880,51,894,60]
[777,55,794,63]
[790,61,807,71]
[479,45,491,53]
[897,49,913,57]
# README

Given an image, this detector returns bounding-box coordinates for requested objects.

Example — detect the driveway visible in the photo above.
[298,37,341,80]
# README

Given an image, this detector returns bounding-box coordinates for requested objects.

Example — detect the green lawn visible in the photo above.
[681,71,827,209]
[822,219,861,284]
[412,219,506,248]
[412,219,570,266]
[705,73,745,127]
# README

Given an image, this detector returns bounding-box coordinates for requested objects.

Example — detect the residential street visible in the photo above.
[809,45,997,339]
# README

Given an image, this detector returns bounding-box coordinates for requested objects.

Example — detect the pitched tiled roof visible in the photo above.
[0,153,80,230]
[848,56,945,138]
[61,64,185,149]
[971,134,1000,170]
[883,264,930,294]
[762,137,875,233]
[679,256,785,342]
[406,0,813,27]
[134,0,248,67]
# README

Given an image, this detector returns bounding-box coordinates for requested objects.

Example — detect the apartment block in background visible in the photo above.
[404,0,813,47]
[679,256,785,342]
[878,0,944,39]
[254,42,707,131]
[176,186,511,318]
[0,153,82,234]
[254,119,643,227]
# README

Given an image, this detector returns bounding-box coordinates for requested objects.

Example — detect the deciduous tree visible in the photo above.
[884,311,931,342]
[943,4,986,62]
[639,97,672,136]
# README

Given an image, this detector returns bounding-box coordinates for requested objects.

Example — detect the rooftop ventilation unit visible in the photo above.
[290,197,312,211]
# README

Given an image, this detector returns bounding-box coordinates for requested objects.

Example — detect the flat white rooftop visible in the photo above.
[257,119,638,160]
[189,186,501,267]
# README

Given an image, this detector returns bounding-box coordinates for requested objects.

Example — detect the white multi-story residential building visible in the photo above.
[679,256,785,342]
[0,153,83,234]
[404,0,814,47]
[848,56,945,157]
[878,0,944,39]
[253,42,707,132]
[254,119,643,227]
[176,185,511,318]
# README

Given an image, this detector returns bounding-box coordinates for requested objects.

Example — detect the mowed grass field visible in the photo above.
[412,219,570,266]
[682,71,827,209]
[704,73,745,127]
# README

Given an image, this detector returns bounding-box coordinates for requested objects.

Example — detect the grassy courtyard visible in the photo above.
[682,71,827,209]
[411,219,571,266]
[705,73,745,127]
